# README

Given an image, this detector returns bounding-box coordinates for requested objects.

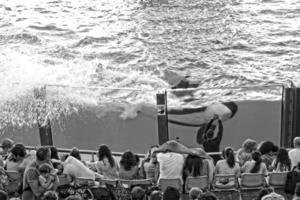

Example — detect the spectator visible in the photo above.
[189,187,202,200]
[22,146,58,200]
[65,195,83,200]
[258,141,278,171]
[236,139,257,166]
[95,144,119,179]
[241,151,268,176]
[49,147,59,160]
[140,146,159,181]
[163,186,180,200]
[289,137,300,169]
[215,147,240,186]
[183,154,209,182]
[43,191,58,200]
[149,190,162,200]
[198,192,218,200]
[0,190,8,200]
[131,186,146,200]
[0,138,14,158]
[38,163,57,191]
[257,188,273,200]
[294,183,300,200]
[261,191,284,200]
[271,148,291,172]
[119,151,139,180]
[6,144,27,171]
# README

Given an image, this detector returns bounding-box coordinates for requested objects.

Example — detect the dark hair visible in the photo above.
[144,145,158,163]
[163,186,180,200]
[43,191,58,200]
[39,163,52,174]
[184,155,204,177]
[250,151,262,173]
[257,187,273,200]
[70,147,81,161]
[223,147,235,168]
[0,190,8,200]
[50,146,59,160]
[131,186,146,200]
[120,151,138,171]
[150,190,162,200]
[258,141,276,155]
[98,144,115,168]
[10,145,26,158]
[198,191,218,200]
[1,138,14,150]
[274,148,291,171]
[36,147,50,162]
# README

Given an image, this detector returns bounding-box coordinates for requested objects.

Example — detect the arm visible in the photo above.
[26,169,46,197]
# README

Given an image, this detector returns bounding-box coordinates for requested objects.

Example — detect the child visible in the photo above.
[38,163,57,190]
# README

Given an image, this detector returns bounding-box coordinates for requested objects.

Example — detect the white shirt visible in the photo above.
[156,152,185,184]
[288,148,300,168]
[63,156,95,180]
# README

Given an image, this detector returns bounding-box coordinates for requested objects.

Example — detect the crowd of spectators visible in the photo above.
[0,136,300,200]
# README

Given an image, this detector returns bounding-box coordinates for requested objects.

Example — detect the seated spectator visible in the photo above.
[236,139,257,166]
[43,191,58,200]
[215,147,240,186]
[294,183,300,200]
[38,163,57,191]
[95,144,119,179]
[131,186,146,200]
[150,190,162,200]
[5,144,27,171]
[183,154,209,182]
[289,137,300,169]
[257,187,273,200]
[119,151,140,180]
[271,148,291,172]
[258,141,278,171]
[22,146,58,200]
[198,191,218,200]
[0,190,8,200]
[70,147,86,165]
[140,145,159,182]
[163,186,180,200]
[49,147,59,160]
[0,138,14,158]
[189,187,202,200]
[62,156,101,182]
[241,151,268,176]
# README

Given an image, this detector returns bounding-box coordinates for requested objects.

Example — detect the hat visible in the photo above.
[261,192,284,200]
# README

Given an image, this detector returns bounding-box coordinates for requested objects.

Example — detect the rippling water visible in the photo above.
[0,0,300,128]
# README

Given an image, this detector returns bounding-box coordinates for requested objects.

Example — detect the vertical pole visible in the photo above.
[34,86,53,146]
[292,81,300,143]
[156,90,169,145]
[281,84,294,147]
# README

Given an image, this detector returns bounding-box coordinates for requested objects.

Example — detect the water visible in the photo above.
[0,0,300,129]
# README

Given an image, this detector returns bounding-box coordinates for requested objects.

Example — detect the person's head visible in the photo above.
[198,192,218,200]
[275,148,291,170]
[65,195,83,200]
[189,187,202,200]
[250,151,262,173]
[50,146,59,160]
[1,138,14,153]
[52,162,64,175]
[0,190,8,200]
[163,186,180,200]
[242,139,257,153]
[120,150,138,171]
[43,191,58,200]
[258,141,277,155]
[39,163,54,178]
[70,147,81,161]
[293,137,300,148]
[261,192,285,200]
[205,129,215,140]
[150,190,162,200]
[131,186,146,200]
[36,146,51,163]
[222,147,236,168]
[98,144,115,167]
[184,154,204,177]
[10,144,26,161]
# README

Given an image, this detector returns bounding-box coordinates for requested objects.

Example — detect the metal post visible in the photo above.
[281,84,294,147]
[156,91,169,145]
[33,86,53,146]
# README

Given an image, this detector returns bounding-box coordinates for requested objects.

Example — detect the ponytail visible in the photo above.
[250,151,262,173]
[223,147,235,168]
